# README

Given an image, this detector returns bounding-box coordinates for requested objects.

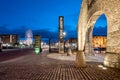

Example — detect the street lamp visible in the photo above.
[63,32,66,36]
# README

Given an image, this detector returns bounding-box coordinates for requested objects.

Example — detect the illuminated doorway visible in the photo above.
[92,14,107,54]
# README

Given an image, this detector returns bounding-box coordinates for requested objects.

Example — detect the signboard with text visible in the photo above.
[59,16,64,53]
[34,35,41,54]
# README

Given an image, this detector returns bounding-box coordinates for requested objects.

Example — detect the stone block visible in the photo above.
[104,53,120,69]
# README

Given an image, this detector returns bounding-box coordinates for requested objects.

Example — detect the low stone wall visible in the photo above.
[104,52,120,69]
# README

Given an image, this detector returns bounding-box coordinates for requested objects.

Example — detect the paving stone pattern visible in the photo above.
[0,50,120,80]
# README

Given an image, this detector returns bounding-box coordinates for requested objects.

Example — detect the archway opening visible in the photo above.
[92,14,107,54]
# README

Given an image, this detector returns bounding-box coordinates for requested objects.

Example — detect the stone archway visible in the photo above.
[85,12,107,56]
[76,0,120,69]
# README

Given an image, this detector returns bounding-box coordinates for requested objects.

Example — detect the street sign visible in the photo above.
[34,35,41,54]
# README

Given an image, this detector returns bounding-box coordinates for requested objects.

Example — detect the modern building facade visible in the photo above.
[0,35,18,48]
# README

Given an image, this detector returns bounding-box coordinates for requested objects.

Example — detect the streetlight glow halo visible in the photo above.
[63,32,66,36]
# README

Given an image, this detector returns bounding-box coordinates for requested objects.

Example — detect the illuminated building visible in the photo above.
[93,36,107,53]
[25,29,33,46]
[0,35,18,44]
[0,35,18,48]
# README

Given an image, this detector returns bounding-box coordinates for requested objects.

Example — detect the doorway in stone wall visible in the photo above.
[85,13,107,62]
[92,14,107,54]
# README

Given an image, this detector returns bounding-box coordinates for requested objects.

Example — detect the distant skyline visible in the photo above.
[0,0,107,39]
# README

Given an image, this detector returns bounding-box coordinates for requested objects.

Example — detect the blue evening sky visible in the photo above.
[93,14,107,36]
[0,0,107,39]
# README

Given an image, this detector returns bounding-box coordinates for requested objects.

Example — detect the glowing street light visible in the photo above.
[98,65,103,68]
[102,67,107,70]
[35,48,40,54]
[63,32,66,36]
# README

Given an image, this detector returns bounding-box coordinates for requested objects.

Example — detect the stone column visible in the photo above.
[85,27,95,56]
[76,0,88,67]
[84,30,90,55]
[89,29,95,55]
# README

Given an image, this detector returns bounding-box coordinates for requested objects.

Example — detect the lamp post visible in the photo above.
[63,32,66,52]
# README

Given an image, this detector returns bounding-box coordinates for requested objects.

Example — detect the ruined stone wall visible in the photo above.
[86,0,120,53]
[77,0,120,68]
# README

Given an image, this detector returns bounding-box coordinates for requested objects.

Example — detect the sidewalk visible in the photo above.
[0,50,119,80]
[47,53,105,62]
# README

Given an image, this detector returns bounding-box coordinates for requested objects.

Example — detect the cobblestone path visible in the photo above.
[0,50,120,80]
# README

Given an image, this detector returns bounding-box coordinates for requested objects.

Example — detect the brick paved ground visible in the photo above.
[0,49,120,80]
[0,49,32,62]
